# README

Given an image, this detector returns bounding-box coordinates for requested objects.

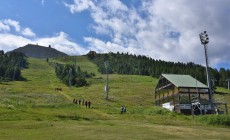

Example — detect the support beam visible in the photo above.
[155,83,172,91]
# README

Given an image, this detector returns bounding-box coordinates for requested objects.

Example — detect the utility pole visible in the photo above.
[226,79,230,90]
[199,31,214,113]
[69,68,72,88]
[104,61,109,100]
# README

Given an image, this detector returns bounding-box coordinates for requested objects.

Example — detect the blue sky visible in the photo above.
[0,0,230,70]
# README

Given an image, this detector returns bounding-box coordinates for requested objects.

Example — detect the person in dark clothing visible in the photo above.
[85,100,88,108]
[123,106,126,113]
[121,106,124,114]
[88,101,91,108]
[120,106,126,114]
[78,99,81,105]
[82,99,85,106]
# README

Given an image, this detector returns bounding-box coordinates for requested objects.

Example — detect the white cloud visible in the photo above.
[3,19,21,32]
[84,37,127,53]
[101,0,128,13]
[0,19,36,37]
[0,21,10,31]
[147,0,230,66]
[36,32,88,55]
[64,0,94,13]
[0,34,31,52]
[65,0,230,68]
[22,28,36,37]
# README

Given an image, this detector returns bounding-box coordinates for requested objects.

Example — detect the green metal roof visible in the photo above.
[162,74,208,88]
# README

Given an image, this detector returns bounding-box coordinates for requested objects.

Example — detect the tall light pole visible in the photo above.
[199,31,213,113]
[226,79,230,90]
[104,61,109,100]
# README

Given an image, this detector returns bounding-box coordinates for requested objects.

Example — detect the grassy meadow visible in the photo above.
[0,56,230,139]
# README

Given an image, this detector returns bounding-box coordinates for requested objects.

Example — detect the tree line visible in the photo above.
[0,52,28,81]
[54,63,94,87]
[88,52,230,88]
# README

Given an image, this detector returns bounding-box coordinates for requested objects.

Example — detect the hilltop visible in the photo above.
[8,44,68,58]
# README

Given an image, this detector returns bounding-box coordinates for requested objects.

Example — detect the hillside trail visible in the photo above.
[26,58,73,101]
[48,74,73,101]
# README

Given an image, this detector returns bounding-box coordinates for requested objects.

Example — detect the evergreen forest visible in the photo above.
[54,63,94,87]
[0,52,28,81]
[88,52,230,88]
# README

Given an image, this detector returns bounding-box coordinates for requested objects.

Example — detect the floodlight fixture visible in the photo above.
[199,31,209,45]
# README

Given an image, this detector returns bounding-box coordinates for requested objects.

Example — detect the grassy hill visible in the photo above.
[0,56,230,139]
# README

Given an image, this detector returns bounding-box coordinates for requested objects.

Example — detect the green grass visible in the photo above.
[51,55,100,75]
[0,56,230,139]
[1,120,230,140]
[214,87,230,111]
[216,87,230,94]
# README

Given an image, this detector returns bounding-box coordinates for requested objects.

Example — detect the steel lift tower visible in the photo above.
[104,61,109,100]
[226,79,230,90]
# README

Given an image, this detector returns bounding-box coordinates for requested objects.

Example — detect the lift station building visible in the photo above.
[155,74,212,114]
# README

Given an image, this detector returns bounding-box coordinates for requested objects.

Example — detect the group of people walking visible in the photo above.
[73,98,92,108]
